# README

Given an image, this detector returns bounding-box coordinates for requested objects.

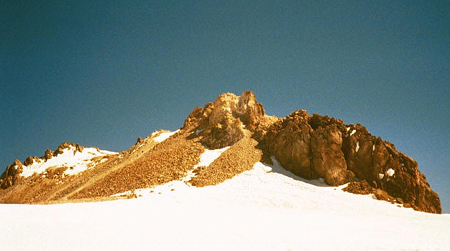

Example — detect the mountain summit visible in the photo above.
[0,91,441,213]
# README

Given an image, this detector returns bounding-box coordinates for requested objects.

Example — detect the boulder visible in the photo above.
[24,156,39,166]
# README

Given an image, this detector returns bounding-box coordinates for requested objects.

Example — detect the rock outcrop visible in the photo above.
[0,160,23,189]
[262,110,441,214]
[0,142,88,189]
[54,142,84,156]
[24,156,39,166]
[183,91,274,149]
[44,149,53,160]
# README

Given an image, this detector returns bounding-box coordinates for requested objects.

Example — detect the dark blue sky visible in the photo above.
[1,0,449,212]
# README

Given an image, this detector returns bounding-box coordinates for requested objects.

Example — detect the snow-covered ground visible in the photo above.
[21,146,116,177]
[152,130,179,143]
[2,155,450,250]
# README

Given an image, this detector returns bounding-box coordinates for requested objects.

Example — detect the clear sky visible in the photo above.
[1,0,449,213]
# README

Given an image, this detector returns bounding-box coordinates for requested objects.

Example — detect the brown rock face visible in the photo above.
[264,110,315,179]
[24,156,40,166]
[54,142,84,156]
[0,160,24,189]
[263,110,441,213]
[310,124,354,185]
[183,91,269,149]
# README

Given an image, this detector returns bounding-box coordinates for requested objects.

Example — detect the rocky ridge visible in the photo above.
[0,91,442,213]
[262,110,441,213]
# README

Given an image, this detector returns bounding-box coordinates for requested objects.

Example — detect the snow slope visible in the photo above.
[152,130,179,143]
[2,157,449,250]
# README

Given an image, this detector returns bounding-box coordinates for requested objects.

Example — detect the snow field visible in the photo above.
[2,157,449,250]
[3,134,450,250]
[20,146,117,177]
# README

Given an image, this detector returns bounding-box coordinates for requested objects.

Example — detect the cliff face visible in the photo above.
[262,110,441,213]
[0,91,442,213]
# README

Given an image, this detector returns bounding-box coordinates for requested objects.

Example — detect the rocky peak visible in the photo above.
[44,149,53,160]
[0,160,23,189]
[183,91,268,149]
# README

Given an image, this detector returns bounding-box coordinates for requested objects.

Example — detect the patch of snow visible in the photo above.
[346,127,351,132]
[387,168,395,177]
[183,146,230,182]
[350,129,357,136]
[197,147,230,169]
[152,130,179,143]
[355,141,360,152]
[21,146,116,177]
[379,173,385,179]
[373,144,376,151]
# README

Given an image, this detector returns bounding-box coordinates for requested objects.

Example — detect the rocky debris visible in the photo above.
[343,180,374,195]
[183,91,273,149]
[343,181,407,206]
[71,131,205,199]
[45,167,68,179]
[262,109,441,214]
[0,160,24,189]
[190,137,262,187]
[136,137,144,145]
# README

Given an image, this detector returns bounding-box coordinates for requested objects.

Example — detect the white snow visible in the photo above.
[21,146,116,177]
[350,129,357,136]
[387,168,395,177]
[3,156,450,250]
[356,141,360,152]
[152,130,179,143]
[373,144,376,151]
[182,146,229,182]
[379,173,385,179]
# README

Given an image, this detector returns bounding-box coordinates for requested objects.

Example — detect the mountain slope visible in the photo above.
[0,91,441,214]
